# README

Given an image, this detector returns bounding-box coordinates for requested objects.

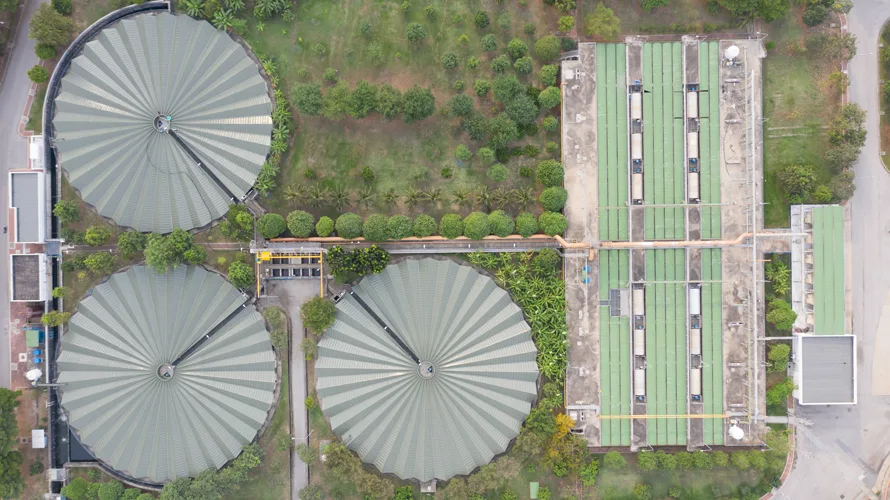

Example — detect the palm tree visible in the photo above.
[273,126,289,142]
[424,188,443,206]
[270,139,287,155]
[475,186,491,212]
[226,0,245,12]
[212,8,235,30]
[452,188,473,211]
[183,0,205,18]
[512,186,536,211]
[256,21,265,32]
[307,185,329,208]
[491,188,512,210]
[330,184,352,210]
[404,187,422,209]
[383,188,400,208]
[356,186,375,209]
[283,184,307,205]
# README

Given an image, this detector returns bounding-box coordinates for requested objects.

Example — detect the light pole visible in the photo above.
[292,429,313,442]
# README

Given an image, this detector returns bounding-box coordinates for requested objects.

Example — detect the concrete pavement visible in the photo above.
[778,2,890,498]
[265,280,316,500]
[0,0,45,390]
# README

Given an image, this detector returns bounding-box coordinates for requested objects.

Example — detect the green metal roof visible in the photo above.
[698,42,722,239]
[316,258,538,482]
[52,12,272,233]
[598,249,631,446]
[596,43,629,242]
[812,206,845,334]
[57,265,276,483]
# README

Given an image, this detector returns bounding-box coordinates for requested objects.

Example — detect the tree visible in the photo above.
[538,86,562,109]
[299,485,324,500]
[634,484,652,500]
[474,78,492,97]
[540,187,567,211]
[228,260,255,289]
[413,214,437,237]
[442,52,459,70]
[803,4,829,25]
[51,286,70,299]
[540,65,558,87]
[507,38,528,59]
[506,96,539,125]
[829,103,867,148]
[516,212,538,237]
[642,0,669,10]
[53,200,79,223]
[449,94,475,117]
[386,215,412,240]
[535,35,561,62]
[98,480,124,500]
[488,211,515,237]
[826,143,861,173]
[731,451,751,470]
[766,298,797,330]
[532,248,561,275]
[439,214,464,239]
[778,164,816,202]
[335,213,363,239]
[300,296,336,334]
[84,252,116,274]
[348,80,378,119]
[393,485,414,500]
[585,3,620,40]
[477,147,495,164]
[603,451,627,470]
[829,170,856,201]
[766,377,795,405]
[486,114,519,149]
[464,212,491,240]
[293,83,324,116]
[718,0,790,22]
[455,144,473,161]
[51,0,72,14]
[474,10,490,28]
[487,164,509,182]
[713,450,730,468]
[117,231,147,258]
[362,214,389,241]
[29,3,73,47]
[27,65,48,83]
[257,213,287,239]
[558,15,575,32]
[406,22,427,43]
[493,74,525,103]
[491,55,510,73]
[323,81,351,119]
[41,310,70,327]
[768,343,792,372]
[655,450,676,470]
[514,57,533,75]
[675,451,694,470]
[84,225,111,246]
[403,85,435,123]
[536,159,564,187]
[542,115,559,132]
[693,451,713,470]
[481,34,498,52]
[375,84,403,120]
[539,211,568,235]
[316,216,335,237]
[61,477,92,500]
[144,229,198,272]
[580,458,599,486]
[287,210,315,238]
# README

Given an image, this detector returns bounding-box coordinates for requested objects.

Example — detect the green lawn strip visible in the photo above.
[26,85,46,133]
[60,176,120,238]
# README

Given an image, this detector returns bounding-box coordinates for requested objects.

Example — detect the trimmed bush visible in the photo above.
[542,115,559,132]
[387,215,413,239]
[540,187,568,211]
[27,65,48,83]
[540,65,558,87]
[258,213,287,239]
[536,159,564,187]
[535,35,561,61]
[514,57,533,75]
[449,94,475,117]
[316,216,335,237]
[539,211,568,235]
[35,44,56,60]
[52,0,72,15]
[474,10,490,28]
[455,144,473,161]
[488,210,515,237]
[481,33,498,51]
[533,248,561,275]
[463,212,491,240]
[516,212,539,237]
[287,211,316,238]
[335,213,363,239]
[507,38,528,59]
[413,214,437,237]
[488,164,509,182]
[362,214,389,241]
[439,214,464,239]
[477,147,495,163]
[538,86,562,109]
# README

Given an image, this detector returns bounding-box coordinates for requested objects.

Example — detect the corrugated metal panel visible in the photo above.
[316,259,538,482]
[800,336,854,404]
[52,13,272,233]
[57,265,275,483]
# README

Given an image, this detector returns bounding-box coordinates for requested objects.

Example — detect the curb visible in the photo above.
[759,410,796,500]
[17,77,40,138]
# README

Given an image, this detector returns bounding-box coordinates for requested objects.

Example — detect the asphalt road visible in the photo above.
[0,0,43,390]
[778,4,890,499]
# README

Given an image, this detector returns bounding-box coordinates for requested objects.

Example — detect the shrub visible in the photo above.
[30,3,73,46]
[84,225,111,246]
[413,214,437,237]
[539,211,568,235]
[477,147,496,163]
[603,451,627,470]
[488,210,515,236]
[535,35,561,61]
[633,484,651,500]
[300,296,337,334]
[336,213,364,239]
[493,74,525,102]
[463,212,491,239]
[323,67,338,82]
[516,212,539,236]
[514,57,533,75]
[362,214,389,241]
[439,214,464,239]
[520,166,533,177]
[387,215,413,240]
[117,231,147,258]
[497,12,511,30]
[403,85,436,123]
[53,200,79,223]
[360,165,375,183]
[41,310,70,327]
[585,2,620,39]
[442,52,459,69]
[524,23,537,36]
[316,216,335,237]
[440,167,453,178]
[491,55,510,73]
[507,38,529,59]
[257,213,287,238]
[27,65,48,83]
[536,159,564,187]
[84,252,116,274]
[228,260,255,289]
[455,144,473,161]
[35,43,56,60]
[558,16,575,32]
[406,22,427,43]
[450,94,474,117]
[51,0,72,14]
[638,452,659,471]
[425,4,437,18]
[467,56,480,68]
[360,20,372,36]
[506,95,539,124]
[812,184,833,203]
[540,65,558,86]
[293,83,324,116]
[713,450,729,468]
[766,298,797,330]
[285,211,315,238]
[538,86,562,109]
[768,343,792,372]
[766,377,795,406]
[481,33,498,51]
[803,4,829,26]
[474,11,490,28]
[488,164,509,182]
[641,0,668,10]
[533,248,561,275]
[545,141,559,154]
[475,78,492,97]
[542,115,559,132]
[453,80,466,91]
[540,187,567,211]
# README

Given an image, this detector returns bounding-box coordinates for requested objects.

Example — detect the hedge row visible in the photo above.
[268,210,568,240]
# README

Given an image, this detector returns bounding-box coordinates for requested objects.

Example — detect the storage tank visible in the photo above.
[633,286,645,316]
[631,133,643,161]
[632,173,644,203]
[634,326,645,356]
[690,368,702,396]
[634,369,646,397]
[687,91,698,118]
[689,286,701,316]
[688,172,700,202]
[690,327,702,355]
[687,132,699,160]
[630,92,642,121]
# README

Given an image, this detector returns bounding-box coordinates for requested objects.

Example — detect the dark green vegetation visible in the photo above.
[762,9,859,226]
[299,295,337,335]
[880,24,890,169]
[325,245,391,283]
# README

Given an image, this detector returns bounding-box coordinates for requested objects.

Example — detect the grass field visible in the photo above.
[762,10,841,227]
[25,85,45,133]
[580,0,735,37]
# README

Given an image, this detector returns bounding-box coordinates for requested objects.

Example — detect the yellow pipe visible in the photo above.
[600,233,754,249]
[554,235,590,249]
[319,252,324,297]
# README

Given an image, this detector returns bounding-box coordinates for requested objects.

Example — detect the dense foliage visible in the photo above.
[326,245,390,282]
[144,230,207,273]
[300,296,337,335]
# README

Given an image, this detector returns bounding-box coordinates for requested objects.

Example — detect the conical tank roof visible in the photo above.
[52,12,272,233]
[57,265,276,484]
[316,258,539,482]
